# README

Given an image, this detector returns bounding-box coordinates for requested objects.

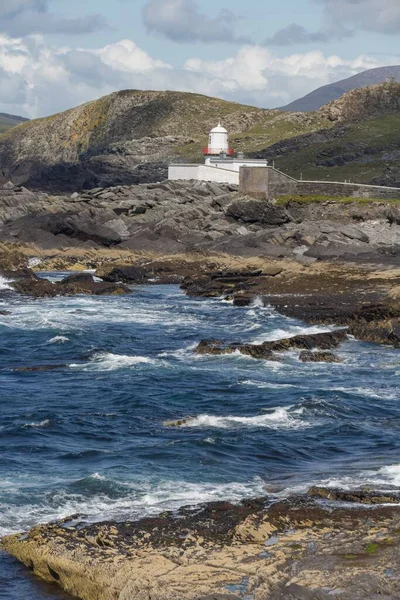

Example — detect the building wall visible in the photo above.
[168,164,239,184]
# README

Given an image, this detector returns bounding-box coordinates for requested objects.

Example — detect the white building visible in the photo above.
[168,123,268,185]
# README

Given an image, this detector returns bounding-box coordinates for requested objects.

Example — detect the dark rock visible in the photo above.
[299,351,342,363]
[11,275,131,298]
[60,273,95,285]
[194,331,348,360]
[99,266,148,284]
[12,364,68,372]
[308,486,400,504]
[11,278,59,298]
[0,310,11,315]
[226,199,290,226]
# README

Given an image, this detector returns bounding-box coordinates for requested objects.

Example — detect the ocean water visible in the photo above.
[1,274,400,598]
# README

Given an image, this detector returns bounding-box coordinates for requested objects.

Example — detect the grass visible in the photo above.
[275,194,400,206]
[274,111,400,183]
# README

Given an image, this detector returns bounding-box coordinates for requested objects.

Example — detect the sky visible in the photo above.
[0,0,399,118]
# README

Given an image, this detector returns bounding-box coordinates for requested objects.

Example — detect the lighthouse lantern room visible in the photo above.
[203,122,234,156]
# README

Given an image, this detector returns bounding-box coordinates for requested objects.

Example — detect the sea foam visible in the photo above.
[182,406,309,430]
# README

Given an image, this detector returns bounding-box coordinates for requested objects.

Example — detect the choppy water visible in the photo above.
[1,274,400,598]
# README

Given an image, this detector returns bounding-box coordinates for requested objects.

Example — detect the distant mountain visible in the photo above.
[279,66,400,112]
[0,113,29,134]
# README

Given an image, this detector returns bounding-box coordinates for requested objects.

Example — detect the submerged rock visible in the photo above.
[12,364,68,372]
[299,351,342,363]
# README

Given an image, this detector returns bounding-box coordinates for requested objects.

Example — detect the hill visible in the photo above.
[0,89,328,192]
[0,113,29,134]
[279,66,400,112]
[252,82,400,187]
[0,83,399,192]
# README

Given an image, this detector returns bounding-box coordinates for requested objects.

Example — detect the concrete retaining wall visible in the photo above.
[240,166,400,200]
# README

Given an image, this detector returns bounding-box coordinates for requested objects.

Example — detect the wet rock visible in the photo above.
[11,278,59,298]
[11,274,131,297]
[12,364,68,372]
[0,310,11,315]
[99,265,148,284]
[60,272,95,285]
[194,331,347,360]
[299,351,342,363]
[307,486,400,504]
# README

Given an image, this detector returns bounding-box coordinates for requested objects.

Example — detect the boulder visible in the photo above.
[226,199,290,226]
[99,266,148,284]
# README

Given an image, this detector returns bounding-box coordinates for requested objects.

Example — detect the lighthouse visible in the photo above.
[168,122,268,184]
[203,123,234,157]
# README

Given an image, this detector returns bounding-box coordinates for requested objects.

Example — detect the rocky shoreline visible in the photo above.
[2,180,400,599]
[2,488,400,600]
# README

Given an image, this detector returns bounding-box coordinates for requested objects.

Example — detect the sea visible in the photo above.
[1,272,400,598]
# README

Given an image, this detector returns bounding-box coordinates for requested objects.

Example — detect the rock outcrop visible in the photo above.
[3,494,400,600]
[0,180,400,262]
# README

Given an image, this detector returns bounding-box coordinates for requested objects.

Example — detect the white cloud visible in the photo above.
[0,34,384,118]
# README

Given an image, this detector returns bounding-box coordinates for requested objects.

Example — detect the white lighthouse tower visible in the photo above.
[203,123,233,156]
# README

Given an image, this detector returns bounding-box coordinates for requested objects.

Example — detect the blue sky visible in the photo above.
[0,0,399,117]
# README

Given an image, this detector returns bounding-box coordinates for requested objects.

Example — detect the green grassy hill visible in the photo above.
[251,82,400,186]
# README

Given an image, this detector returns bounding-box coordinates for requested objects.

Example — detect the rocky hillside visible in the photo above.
[280,65,400,112]
[1,83,399,192]
[0,90,328,192]
[0,112,28,134]
[252,82,400,186]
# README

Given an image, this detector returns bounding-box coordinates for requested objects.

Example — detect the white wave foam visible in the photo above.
[23,419,51,429]
[331,386,398,400]
[70,352,157,372]
[181,406,309,430]
[28,257,42,268]
[250,325,334,345]
[377,465,400,486]
[241,380,296,389]
[0,276,12,290]
[48,335,70,344]
[0,476,266,537]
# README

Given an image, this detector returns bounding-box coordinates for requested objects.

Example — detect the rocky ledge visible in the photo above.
[1,265,130,298]
[194,330,347,362]
[2,489,400,600]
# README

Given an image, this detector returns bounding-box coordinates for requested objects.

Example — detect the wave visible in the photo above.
[330,386,398,401]
[180,405,311,430]
[22,419,51,429]
[377,464,400,487]
[250,325,335,345]
[0,276,13,291]
[241,380,296,389]
[48,335,70,344]
[28,257,42,268]
[0,475,266,537]
[70,352,158,372]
